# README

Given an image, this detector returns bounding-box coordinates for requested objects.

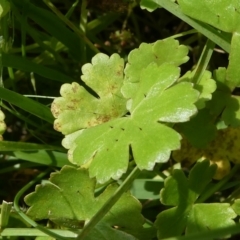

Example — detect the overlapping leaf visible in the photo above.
[208,68,240,127]
[25,166,147,240]
[175,70,217,148]
[51,53,127,135]
[154,160,236,239]
[0,110,6,141]
[122,38,189,99]
[63,63,199,183]
[177,0,240,87]
[179,70,216,109]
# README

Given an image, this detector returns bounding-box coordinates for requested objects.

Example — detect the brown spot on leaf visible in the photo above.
[51,102,60,118]
[53,121,62,132]
[116,65,123,76]
[72,83,79,93]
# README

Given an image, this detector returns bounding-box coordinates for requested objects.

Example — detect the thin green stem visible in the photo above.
[7,67,16,91]
[192,39,215,84]
[196,164,240,203]
[0,228,80,237]
[77,166,141,239]
[65,0,79,19]
[166,29,197,40]
[21,15,27,58]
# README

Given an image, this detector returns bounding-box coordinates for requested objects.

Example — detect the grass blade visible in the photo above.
[2,53,74,83]
[0,87,54,123]
[154,0,231,53]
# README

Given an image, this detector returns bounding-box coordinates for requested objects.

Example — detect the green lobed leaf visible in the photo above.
[62,63,198,183]
[179,70,216,109]
[24,166,145,239]
[154,160,236,239]
[187,204,237,235]
[51,53,127,135]
[122,38,189,99]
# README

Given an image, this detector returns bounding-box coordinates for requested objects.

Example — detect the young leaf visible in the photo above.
[51,53,127,135]
[25,166,146,240]
[177,0,240,88]
[122,38,189,99]
[154,160,236,238]
[62,63,199,183]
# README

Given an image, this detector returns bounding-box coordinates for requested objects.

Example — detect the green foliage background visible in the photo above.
[1,0,240,239]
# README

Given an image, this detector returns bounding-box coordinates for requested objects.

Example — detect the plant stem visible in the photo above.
[196,164,240,203]
[77,166,141,239]
[192,39,215,84]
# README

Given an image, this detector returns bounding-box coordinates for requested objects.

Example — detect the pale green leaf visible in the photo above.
[51,53,127,135]
[25,166,145,239]
[122,38,189,99]
[179,70,216,109]
[62,63,198,183]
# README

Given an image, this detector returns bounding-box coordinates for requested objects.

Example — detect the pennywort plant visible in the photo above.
[2,0,240,239]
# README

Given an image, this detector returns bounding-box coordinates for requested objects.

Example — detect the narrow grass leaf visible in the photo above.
[1,53,74,83]
[0,87,54,123]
